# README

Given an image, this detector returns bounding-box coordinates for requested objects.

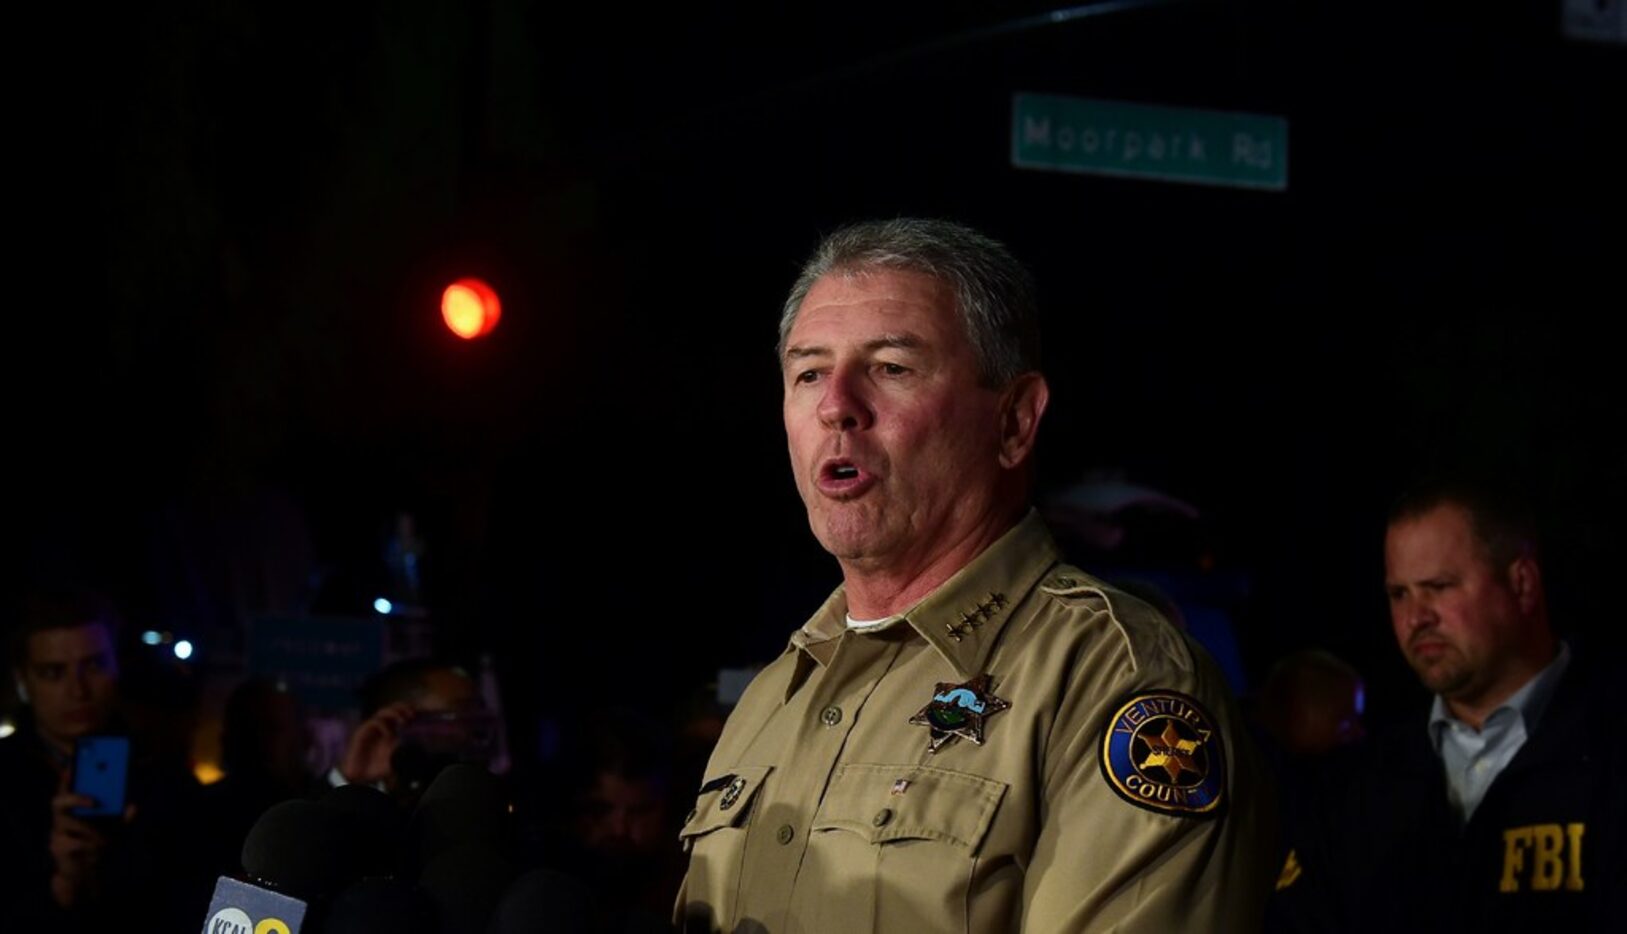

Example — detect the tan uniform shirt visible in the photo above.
[677,512,1276,933]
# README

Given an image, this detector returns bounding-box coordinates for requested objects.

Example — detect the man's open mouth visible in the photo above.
[817,458,875,497]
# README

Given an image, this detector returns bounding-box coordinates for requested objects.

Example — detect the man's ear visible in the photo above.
[998,372,1050,470]
[1506,555,1543,616]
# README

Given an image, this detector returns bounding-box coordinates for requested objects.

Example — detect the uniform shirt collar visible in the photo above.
[1428,640,1571,752]
[789,509,1060,681]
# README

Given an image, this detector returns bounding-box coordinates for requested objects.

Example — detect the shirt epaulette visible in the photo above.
[1036,568,1195,677]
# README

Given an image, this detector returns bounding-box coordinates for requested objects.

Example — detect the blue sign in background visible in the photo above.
[248,616,386,711]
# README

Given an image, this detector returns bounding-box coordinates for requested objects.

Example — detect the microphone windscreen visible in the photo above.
[323,877,437,934]
[486,868,592,934]
[408,763,507,868]
[321,782,406,877]
[417,842,514,934]
[241,799,358,900]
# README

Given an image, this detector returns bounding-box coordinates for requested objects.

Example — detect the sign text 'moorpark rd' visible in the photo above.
[1012,93,1288,191]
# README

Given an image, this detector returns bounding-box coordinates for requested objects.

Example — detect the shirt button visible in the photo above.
[776,824,795,845]
[820,705,843,727]
[872,808,894,828]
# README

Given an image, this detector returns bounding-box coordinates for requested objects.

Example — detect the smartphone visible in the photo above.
[71,735,131,819]
[392,709,501,796]
[397,709,499,762]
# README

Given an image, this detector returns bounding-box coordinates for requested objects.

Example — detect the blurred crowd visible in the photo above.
[3,473,1614,933]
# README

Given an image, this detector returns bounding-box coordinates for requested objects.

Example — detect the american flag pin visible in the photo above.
[891,779,911,795]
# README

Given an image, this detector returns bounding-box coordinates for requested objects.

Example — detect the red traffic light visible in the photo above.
[442,278,501,339]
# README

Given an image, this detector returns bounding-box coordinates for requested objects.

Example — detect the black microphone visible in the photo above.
[407,763,508,872]
[320,783,407,879]
[322,877,437,934]
[241,799,364,901]
[202,799,349,934]
[417,842,514,934]
[404,764,514,933]
[486,868,593,934]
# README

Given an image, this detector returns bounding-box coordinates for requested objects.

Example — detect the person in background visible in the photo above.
[1271,477,1624,932]
[0,591,208,931]
[565,710,685,932]
[198,677,319,877]
[1253,649,1366,758]
[334,656,490,805]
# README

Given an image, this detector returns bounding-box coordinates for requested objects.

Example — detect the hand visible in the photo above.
[48,779,133,908]
[338,702,415,785]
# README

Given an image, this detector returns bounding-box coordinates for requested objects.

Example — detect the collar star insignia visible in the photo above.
[908,674,1011,752]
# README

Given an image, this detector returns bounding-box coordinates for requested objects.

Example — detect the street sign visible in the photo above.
[1012,93,1288,191]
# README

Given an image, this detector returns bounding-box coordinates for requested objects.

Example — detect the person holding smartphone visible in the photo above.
[0,591,206,930]
[331,656,492,806]
[1,592,124,917]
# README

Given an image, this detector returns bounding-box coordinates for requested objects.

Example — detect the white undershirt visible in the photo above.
[845,614,901,633]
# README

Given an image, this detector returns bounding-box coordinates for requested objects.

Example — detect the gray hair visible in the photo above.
[777,218,1042,387]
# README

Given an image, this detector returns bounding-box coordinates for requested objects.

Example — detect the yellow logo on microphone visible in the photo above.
[205,908,292,934]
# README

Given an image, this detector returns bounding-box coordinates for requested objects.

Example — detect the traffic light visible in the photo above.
[441,277,501,339]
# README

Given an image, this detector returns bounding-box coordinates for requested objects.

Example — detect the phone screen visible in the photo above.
[398,709,499,761]
[71,736,131,818]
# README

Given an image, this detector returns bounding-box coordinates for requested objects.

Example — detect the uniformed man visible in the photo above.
[675,218,1277,933]
[1269,479,1624,932]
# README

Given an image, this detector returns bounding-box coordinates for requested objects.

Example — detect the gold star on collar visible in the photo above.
[908,674,1011,752]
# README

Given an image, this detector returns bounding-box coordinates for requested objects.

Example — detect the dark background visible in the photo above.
[9,0,1624,756]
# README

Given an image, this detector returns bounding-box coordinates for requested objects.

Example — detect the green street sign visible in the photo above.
[1012,93,1288,191]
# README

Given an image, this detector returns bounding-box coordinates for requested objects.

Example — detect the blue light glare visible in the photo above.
[141,631,161,646]
[374,598,393,615]
[174,640,194,661]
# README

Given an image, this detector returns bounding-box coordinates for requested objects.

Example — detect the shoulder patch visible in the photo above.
[1099,690,1226,818]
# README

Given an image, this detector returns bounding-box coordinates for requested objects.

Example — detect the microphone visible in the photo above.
[320,783,407,879]
[406,763,507,872]
[204,789,408,934]
[200,876,310,934]
[241,799,363,901]
[417,842,514,934]
[323,877,437,934]
[404,764,514,933]
[201,800,345,934]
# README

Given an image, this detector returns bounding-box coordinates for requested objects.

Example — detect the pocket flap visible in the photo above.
[679,764,774,839]
[812,763,1006,849]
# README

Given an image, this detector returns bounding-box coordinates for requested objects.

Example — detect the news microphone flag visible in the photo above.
[201,876,308,934]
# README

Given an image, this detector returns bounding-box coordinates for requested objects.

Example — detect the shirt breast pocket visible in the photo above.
[804,763,1008,932]
[677,764,772,931]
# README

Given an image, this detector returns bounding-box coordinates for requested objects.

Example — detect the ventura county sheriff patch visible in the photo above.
[1100,691,1226,817]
